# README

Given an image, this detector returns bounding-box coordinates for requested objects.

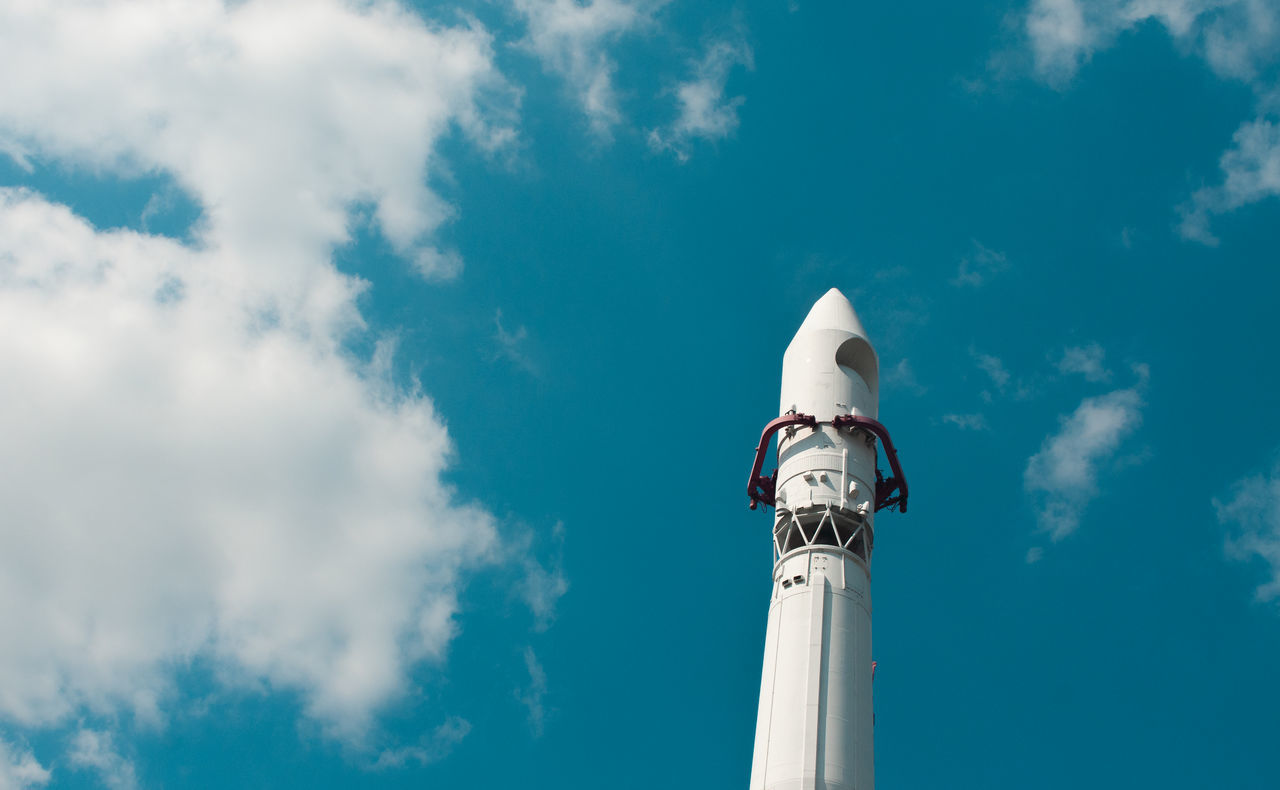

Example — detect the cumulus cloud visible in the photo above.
[648,31,754,161]
[0,0,516,287]
[1024,373,1146,539]
[1058,342,1111,382]
[0,189,496,738]
[1020,0,1280,240]
[0,0,560,751]
[0,738,50,789]
[68,730,136,790]
[512,0,663,136]
[1215,458,1280,602]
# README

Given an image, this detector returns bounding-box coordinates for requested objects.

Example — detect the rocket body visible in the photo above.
[749,289,881,790]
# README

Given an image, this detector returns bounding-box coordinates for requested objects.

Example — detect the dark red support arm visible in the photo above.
[833,414,909,514]
[747,413,817,510]
[747,413,908,514]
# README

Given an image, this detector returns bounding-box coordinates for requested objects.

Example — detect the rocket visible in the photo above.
[746,288,908,790]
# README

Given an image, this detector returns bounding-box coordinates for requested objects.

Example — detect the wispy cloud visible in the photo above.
[372,717,472,770]
[975,350,1012,392]
[1215,458,1280,603]
[512,0,664,137]
[1019,0,1280,241]
[516,647,550,737]
[68,730,136,790]
[0,737,49,789]
[514,522,569,632]
[971,348,1036,402]
[1179,118,1280,245]
[648,29,754,161]
[951,240,1009,287]
[883,358,926,396]
[1057,342,1111,382]
[494,309,538,375]
[1024,368,1147,540]
[942,413,989,430]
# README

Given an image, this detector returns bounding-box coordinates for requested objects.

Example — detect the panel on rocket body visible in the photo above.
[749,549,873,790]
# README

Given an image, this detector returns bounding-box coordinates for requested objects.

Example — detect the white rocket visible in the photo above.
[746,288,908,790]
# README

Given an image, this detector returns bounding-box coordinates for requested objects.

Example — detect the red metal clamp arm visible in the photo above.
[832,414,909,514]
[747,413,908,514]
[747,413,817,510]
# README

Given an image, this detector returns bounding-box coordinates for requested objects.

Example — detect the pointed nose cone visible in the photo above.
[781,288,879,420]
[795,288,868,340]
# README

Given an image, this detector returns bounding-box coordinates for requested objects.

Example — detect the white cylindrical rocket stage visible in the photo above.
[746,289,907,790]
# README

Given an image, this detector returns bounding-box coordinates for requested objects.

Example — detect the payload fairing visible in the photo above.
[746,289,908,790]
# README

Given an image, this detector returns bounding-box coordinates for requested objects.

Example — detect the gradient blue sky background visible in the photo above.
[0,1,1278,788]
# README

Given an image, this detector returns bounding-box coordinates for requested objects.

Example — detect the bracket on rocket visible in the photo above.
[747,413,908,514]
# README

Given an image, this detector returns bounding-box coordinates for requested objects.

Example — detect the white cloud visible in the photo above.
[1025,0,1278,84]
[883,359,926,396]
[971,347,1035,401]
[1024,379,1145,539]
[1058,342,1111,382]
[0,190,497,738]
[951,241,1009,288]
[648,31,754,161]
[1180,118,1280,244]
[942,413,990,430]
[1020,0,1280,240]
[0,0,561,749]
[0,0,516,289]
[494,308,538,375]
[512,0,662,136]
[67,730,136,790]
[973,350,1012,394]
[372,717,471,770]
[0,738,50,790]
[516,522,568,631]
[1215,458,1280,602]
[1026,0,1092,85]
[516,647,549,737]
[1025,546,1045,563]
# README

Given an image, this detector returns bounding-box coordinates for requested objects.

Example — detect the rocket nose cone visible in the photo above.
[795,288,868,340]
[781,287,880,420]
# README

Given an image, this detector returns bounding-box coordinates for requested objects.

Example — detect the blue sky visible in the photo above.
[0,1,1278,788]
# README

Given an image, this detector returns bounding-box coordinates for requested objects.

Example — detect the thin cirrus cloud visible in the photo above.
[1021,0,1280,243]
[516,647,550,738]
[1215,459,1280,603]
[1024,365,1148,540]
[648,31,755,161]
[512,0,665,137]
[0,0,563,759]
[950,240,1009,288]
[942,413,990,431]
[372,717,473,770]
[1057,342,1111,382]
[0,737,49,789]
[68,730,137,790]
